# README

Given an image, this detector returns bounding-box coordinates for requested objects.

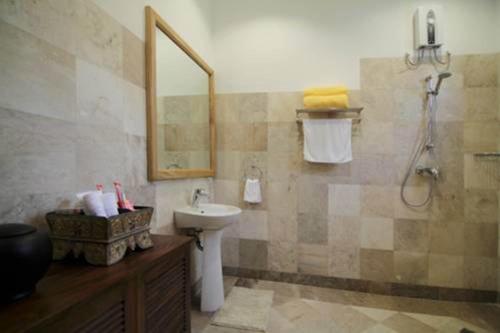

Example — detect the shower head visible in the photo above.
[433,72,452,95]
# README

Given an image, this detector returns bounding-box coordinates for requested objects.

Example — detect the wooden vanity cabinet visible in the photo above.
[0,235,192,333]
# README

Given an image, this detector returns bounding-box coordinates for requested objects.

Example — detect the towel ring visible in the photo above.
[244,165,263,180]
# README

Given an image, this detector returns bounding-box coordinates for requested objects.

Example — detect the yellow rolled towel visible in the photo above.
[304,85,348,97]
[303,94,349,109]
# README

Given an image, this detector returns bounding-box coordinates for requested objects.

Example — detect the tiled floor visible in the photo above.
[192,276,500,333]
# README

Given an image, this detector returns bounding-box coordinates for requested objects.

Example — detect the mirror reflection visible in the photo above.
[155,27,210,170]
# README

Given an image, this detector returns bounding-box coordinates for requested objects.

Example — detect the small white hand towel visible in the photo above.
[244,178,262,204]
[303,118,352,164]
[102,192,119,217]
[83,192,107,217]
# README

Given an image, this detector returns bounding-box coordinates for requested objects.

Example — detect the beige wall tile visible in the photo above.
[236,93,268,123]
[239,209,268,241]
[216,151,241,181]
[463,54,498,88]
[240,239,268,270]
[298,213,328,245]
[428,254,464,288]
[463,256,497,291]
[74,0,123,75]
[267,180,297,213]
[361,185,395,218]
[297,178,328,214]
[222,237,239,267]
[464,223,498,257]
[360,58,396,90]
[429,221,464,255]
[268,210,298,243]
[122,80,146,137]
[465,189,498,223]
[465,88,498,121]
[267,92,302,122]
[329,245,360,279]
[268,122,300,153]
[360,89,395,122]
[360,121,394,155]
[328,184,361,216]
[0,20,77,122]
[215,179,240,207]
[267,151,301,182]
[268,241,298,273]
[298,244,329,275]
[464,121,499,153]
[360,249,394,282]
[394,186,431,220]
[122,27,145,88]
[360,217,394,250]
[393,89,424,122]
[394,219,429,253]
[394,252,428,285]
[244,122,268,151]
[435,88,465,122]
[328,216,361,248]
[359,154,395,185]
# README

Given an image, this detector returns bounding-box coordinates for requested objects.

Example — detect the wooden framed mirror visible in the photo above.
[145,6,215,180]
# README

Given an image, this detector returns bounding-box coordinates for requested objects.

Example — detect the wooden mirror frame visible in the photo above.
[145,6,216,180]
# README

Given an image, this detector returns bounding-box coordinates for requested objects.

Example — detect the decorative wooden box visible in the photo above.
[46,206,154,266]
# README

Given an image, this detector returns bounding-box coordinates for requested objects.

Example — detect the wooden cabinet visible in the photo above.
[0,235,192,333]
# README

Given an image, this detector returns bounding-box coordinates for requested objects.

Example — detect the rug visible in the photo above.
[210,287,274,332]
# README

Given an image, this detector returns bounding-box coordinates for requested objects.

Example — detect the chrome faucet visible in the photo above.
[192,188,209,208]
[416,165,439,180]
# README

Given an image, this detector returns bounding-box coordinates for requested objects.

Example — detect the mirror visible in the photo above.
[145,7,215,180]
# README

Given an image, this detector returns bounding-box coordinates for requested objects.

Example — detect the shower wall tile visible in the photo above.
[394,219,429,253]
[463,54,498,88]
[360,249,394,282]
[360,185,395,218]
[216,151,242,181]
[328,216,361,248]
[360,217,394,250]
[464,223,498,257]
[465,88,498,121]
[464,121,499,152]
[218,54,498,293]
[428,254,464,288]
[429,221,465,255]
[0,20,77,122]
[393,252,428,285]
[464,189,498,224]
[463,256,497,291]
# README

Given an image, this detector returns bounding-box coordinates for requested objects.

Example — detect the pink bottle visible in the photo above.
[113,181,135,211]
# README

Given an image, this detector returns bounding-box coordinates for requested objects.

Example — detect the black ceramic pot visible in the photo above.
[0,223,52,303]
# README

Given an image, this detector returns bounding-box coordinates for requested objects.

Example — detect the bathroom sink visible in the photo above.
[174,204,241,230]
[174,203,241,312]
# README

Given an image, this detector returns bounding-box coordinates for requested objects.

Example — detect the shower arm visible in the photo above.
[405,46,451,69]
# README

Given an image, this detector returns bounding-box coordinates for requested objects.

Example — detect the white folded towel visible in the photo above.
[102,192,119,217]
[303,119,352,164]
[244,178,262,204]
[82,191,107,217]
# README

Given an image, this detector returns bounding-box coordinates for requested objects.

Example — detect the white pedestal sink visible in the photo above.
[174,204,241,312]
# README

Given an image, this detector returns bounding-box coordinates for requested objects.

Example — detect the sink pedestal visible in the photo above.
[201,229,224,312]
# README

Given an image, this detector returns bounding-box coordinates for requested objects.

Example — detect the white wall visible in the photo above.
[93,0,213,64]
[497,0,500,51]
[213,0,500,93]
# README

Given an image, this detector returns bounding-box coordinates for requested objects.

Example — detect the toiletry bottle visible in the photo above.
[113,181,135,211]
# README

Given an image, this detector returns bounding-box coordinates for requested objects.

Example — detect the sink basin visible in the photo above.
[174,203,241,312]
[174,204,241,230]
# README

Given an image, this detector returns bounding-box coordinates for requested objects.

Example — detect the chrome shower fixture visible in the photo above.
[429,72,452,95]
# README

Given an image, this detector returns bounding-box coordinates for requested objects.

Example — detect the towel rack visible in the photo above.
[296,107,363,123]
[474,152,500,161]
[243,165,263,180]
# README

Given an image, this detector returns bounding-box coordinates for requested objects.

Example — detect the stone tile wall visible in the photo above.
[218,54,500,292]
[0,1,213,238]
